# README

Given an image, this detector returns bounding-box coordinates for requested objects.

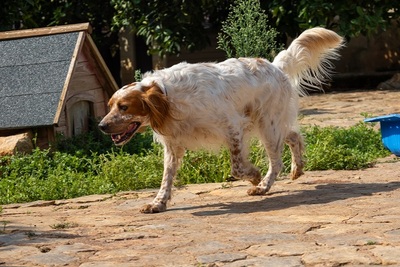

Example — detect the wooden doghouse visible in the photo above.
[0,23,118,153]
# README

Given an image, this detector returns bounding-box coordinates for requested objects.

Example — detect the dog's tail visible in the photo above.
[272,27,344,95]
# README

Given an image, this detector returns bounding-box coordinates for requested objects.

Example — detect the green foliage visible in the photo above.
[217,0,282,60]
[1,0,398,61]
[0,122,390,205]
[264,1,400,39]
[304,122,390,170]
[134,69,143,82]
[54,118,154,156]
[111,0,229,57]
[98,145,164,192]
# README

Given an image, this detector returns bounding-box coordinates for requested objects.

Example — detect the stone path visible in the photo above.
[299,89,400,127]
[1,90,400,267]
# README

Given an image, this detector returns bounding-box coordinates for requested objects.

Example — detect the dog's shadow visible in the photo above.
[172,181,400,216]
[300,108,331,116]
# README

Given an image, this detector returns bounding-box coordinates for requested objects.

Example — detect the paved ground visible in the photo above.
[1,89,400,267]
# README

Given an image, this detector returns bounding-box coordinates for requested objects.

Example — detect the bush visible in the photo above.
[304,122,389,170]
[217,0,283,60]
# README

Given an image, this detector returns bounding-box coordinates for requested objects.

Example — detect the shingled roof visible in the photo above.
[0,23,117,130]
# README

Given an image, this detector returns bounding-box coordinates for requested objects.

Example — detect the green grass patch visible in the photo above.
[304,122,389,170]
[0,122,390,205]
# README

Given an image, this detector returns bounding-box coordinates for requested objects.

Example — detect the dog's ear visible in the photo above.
[142,84,172,135]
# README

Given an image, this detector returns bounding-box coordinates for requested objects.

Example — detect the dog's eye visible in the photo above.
[119,105,128,111]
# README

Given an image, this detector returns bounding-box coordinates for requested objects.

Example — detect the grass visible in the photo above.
[0,122,390,205]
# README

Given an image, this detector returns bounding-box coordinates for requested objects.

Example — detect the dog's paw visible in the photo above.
[290,164,304,180]
[247,186,267,196]
[140,203,167,213]
[290,169,304,180]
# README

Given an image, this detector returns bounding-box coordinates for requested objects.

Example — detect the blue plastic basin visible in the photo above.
[364,114,400,156]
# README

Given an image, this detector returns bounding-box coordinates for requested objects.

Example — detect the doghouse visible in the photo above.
[0,23,118,154]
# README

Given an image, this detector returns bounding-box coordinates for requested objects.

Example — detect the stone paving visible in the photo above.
[1,90,400,267]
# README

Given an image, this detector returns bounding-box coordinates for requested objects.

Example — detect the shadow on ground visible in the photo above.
[177,181,400,216]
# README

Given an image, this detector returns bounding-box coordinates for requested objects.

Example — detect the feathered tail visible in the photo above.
[272,27,344,95]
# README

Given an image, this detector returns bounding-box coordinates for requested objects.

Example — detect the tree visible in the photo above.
[110,0,230,57]
[264,1,400,39]
[1,0,399,70]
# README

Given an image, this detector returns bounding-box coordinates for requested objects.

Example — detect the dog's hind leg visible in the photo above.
[227,128,262,186]
[247,119,285,196]
[285,130,305,180]
[140,144,185,213]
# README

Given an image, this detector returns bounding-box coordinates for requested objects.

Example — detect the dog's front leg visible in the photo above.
[140,145,185,213]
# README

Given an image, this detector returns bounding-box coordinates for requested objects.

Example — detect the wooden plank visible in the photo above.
[92,88,107,103]
[66,92,96,105]
[85,34,119,94]
[53,31,85,124]
[0,23,91,40]
[56,109,67,127]
[94,102,107,117]
[66,87,105,103]
[68,74,101,92]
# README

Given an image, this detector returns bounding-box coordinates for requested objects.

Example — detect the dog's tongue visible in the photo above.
[111,123,139,144]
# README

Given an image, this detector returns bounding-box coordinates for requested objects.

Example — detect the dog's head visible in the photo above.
[98,82,170,146]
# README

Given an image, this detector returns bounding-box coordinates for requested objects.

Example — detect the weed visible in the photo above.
[50,222,78,230]
[0,221,8,233]
[26,231,37,238]
[304,122,389,170]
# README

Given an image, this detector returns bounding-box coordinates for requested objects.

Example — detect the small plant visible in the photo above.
[0,221,8,233]
[217,0,283,60]
[304,122,390,171]
[134,69,143,82]
[26,231,37,238]
[50,222,78,230]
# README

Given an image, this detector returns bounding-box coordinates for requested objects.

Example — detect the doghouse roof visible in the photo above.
[0,23,118,130]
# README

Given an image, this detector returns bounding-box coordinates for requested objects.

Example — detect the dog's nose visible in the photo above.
[98,121,108,131]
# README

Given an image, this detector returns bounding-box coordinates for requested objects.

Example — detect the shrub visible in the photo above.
[217,0,283,60]
[304,122,390,170]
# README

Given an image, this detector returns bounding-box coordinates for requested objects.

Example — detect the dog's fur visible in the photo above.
[99,27,344,213]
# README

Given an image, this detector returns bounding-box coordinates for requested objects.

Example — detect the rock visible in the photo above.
[301,246,379,266]
[377,73,400,90]
[371,245,400,265]
[21,200,55,208]
[22,253,77,266]
[0,130,33,155]
[196,252,247,264]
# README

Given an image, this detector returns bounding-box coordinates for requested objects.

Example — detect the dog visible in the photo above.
[99,27,344,213]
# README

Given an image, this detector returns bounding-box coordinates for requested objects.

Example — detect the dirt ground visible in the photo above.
[1,89,400,267]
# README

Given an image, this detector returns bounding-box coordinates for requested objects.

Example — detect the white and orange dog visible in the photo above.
[99,28,344,213]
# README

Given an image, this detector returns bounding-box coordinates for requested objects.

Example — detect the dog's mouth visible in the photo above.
[111,122,141,146]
